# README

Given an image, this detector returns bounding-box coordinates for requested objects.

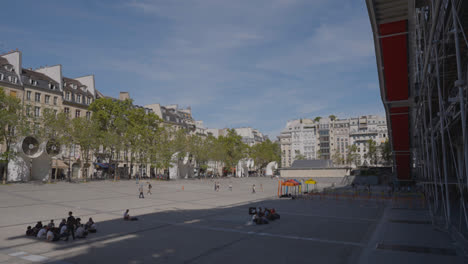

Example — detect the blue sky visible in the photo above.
[1,0,383,138]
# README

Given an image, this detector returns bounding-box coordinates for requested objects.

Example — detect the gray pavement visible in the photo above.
[0,178,465,264]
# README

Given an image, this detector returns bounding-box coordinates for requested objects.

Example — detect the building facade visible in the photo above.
[233,127,267,147]
[279,119,317,168]
[280,115,388,168]
[0,50,100,181]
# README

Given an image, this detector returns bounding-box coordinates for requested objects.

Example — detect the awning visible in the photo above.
[93,163,115,169]
[94,162,109,169]
[53,160,69,169]
[305,179,317,184]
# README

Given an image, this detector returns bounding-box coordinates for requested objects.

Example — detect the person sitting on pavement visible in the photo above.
[253,212,268,225]
[248,207,257,215]
[26,226,35,236]
[46,229,55,242]
[58,219,66,229]
[124,209,138,221]
[47,220,55,228]
[35,221,43,229]
[33,221,43,234]
[75,224,88,238]
[269,208,280,220]
[264,208,270,218]
[51,228,61,241]
[59,224,69,240]
[37,227,47,239]
[85,218,97,233]
[257,207,264,217]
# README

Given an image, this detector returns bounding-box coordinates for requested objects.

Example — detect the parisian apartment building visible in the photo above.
[0,50,212,180]
[279,115,388,168]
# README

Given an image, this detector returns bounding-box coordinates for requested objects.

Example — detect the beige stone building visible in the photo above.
[280,115,388,168]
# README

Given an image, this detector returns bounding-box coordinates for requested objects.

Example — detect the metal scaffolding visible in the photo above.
[412,0,468,239]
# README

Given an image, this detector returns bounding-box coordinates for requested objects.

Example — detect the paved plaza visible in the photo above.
[0,178,466,264]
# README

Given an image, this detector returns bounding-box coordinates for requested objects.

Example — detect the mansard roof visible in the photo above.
[21,68,58,85]
[0,57,10,67]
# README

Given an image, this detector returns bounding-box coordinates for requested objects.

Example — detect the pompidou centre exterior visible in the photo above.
[366,0,468,239]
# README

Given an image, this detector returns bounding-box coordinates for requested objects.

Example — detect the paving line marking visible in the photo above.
[278,211,377,222]
[357,204,389,264]
[20,254,48,262]
[176,223,365,247]
[8,251,28,257]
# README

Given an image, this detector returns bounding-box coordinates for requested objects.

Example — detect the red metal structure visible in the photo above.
[367,0,468,240]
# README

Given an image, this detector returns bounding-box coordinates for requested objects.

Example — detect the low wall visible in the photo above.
[280,168,350,178]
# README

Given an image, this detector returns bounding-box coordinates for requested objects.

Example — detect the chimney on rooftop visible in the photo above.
[119,92,130,101]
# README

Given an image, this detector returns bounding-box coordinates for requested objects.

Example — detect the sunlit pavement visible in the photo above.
[0,178,465,264]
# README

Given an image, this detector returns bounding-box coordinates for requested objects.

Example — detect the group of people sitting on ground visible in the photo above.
[249,207,280,225]
[26,211,97,242]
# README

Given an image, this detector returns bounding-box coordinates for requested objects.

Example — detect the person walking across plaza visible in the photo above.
[66,211,76,241]
[138,184,145,199]
[252,184,256,194]
[147,182,152,195]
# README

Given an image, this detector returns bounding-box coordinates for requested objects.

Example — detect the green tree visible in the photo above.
[314,116,322,122]
[380,139,392,165]
[365,139,378,165]
[38,109,70,182]
[218,129,248,174]
[294,153,307,160]
[346,144,359,166]
[135,111,160,177]
[172,128,189,160]
[0,88,24,184]
[124,107,160,178]
[188,134,210,176]
[207,135,224,176]
[249,139,280,171]
[153,126,174,174]
[332,150,344,165]
[89,97,133,181]
[70,117,100,182]
[329,115,337,121]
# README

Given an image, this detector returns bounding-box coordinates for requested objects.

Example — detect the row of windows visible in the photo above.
[26,106,56,118]
[26,107,89,119]
[63,107,91,119]
[0,73,18,84]
[26,91,58,105]
[26,90,95,106]
[65,92,92,104]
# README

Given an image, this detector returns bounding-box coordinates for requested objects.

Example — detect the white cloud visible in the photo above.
[256,16,374,74]
[119,0,380,136]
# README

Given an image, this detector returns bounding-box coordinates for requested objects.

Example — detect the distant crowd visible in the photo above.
[26,211,96,242]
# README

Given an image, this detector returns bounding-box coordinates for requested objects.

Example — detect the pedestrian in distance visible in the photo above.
[147,182,152,195]
[135,172,140,185]
[139,184,145,198]
[252,184,256,194]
